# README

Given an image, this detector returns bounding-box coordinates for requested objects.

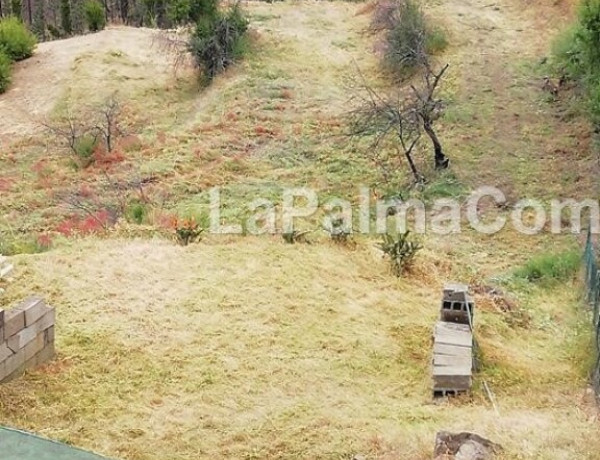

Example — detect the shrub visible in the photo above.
[514,250,580,283]
[282,230,311,244]
[0,50,11,93]
[84,0,106,32]
[0,17,36,61]
[73,135,98,168]
[553,0,600,125]
[168,0,217,25]
[378,231,422,276]
[377,0,447,78]
[325,217,352,245]
[174,217,204,245]
[126,202,148,224]
[10,0,22,20]
[168,0,192,25]
[60,0,73,35]
[188,2,248,82]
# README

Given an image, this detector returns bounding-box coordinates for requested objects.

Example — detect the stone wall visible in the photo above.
[0,297,55,383]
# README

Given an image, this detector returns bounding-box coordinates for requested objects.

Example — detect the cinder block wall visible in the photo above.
[0,297,55,383]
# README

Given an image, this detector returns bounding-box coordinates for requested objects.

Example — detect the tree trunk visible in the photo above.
[403,149,422,183]
[119,0,127,23]
[423,119,448,169]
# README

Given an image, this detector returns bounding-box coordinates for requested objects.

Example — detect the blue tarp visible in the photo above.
[0,426,113,460]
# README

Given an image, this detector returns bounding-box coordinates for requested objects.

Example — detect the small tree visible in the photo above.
[0,16,36,61]
[373,0,447,80]
[188,1,248,82]
[32,0,45,39]
[60,0,72,34]
[411,63,449,169]
[0,50,11,93]
[44,97,124,169]
[348,62,449,184]
[349,74,425,184]
[10,0,21,20]
[84,0,106,31]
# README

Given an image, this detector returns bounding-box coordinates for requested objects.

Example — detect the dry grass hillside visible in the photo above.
[0,0,599,459]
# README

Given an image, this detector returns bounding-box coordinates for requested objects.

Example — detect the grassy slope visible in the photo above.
[0,0,599,459]
[0,237,595,460]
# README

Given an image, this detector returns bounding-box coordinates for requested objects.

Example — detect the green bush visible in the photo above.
[126,202,148,224]
[514,250,580,283]
[0,50,11,93]
[378,231,422,276]
[10,0,22,20]
[0,17,36,61]
[168,0,217,25]
[188,2,248,82]
[60,0,73,35]
[380,0,447,78]
[73,135,98,168]
[553,0,600,125]
[84,0,106,32]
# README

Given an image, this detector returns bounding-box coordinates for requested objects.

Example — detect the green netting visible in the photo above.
[0,426,113,460]
[584,230,600,395]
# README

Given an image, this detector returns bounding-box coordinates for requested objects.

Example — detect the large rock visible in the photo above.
[434,432,501,460]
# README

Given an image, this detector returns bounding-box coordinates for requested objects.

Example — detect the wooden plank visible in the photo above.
[433,343,472,357]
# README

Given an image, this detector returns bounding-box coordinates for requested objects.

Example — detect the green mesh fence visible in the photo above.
[584,229,600,395]
[0,426,113,460]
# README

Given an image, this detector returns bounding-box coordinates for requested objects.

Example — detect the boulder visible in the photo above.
[434,431,501,460]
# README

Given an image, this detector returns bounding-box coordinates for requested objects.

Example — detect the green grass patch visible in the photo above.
[514,249,581,283]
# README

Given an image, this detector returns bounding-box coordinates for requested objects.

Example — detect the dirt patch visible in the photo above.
[0,27,175,138]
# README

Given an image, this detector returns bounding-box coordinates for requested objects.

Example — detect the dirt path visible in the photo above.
[0,27,173,137]
[431,0,596,200]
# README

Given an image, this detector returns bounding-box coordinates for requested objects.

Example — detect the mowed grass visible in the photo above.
[0,0,599,459]
[0,234,596,460]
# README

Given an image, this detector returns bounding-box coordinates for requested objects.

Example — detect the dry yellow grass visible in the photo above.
[0,233,595,459]
[0,0,599,458]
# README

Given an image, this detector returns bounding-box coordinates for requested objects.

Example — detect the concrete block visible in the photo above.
[35,342,55,366]
[3,348,25,377]
[7,326,37,353]
[24,333,45,361]
[2,365,25,383]
[21,297,48,327]
[44,326,55,345]
[0,361,6,382]
[0,309,4,343]
[3,309,25,338]
[0,342,13,362]
[33,309,55,335]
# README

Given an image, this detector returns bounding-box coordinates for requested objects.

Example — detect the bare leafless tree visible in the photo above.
[153,29,194,76]
[411,62,449,169]
[348,59,450,184]
[43,96,124,168]
[348,75,424,184]
[93,96,123,153]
